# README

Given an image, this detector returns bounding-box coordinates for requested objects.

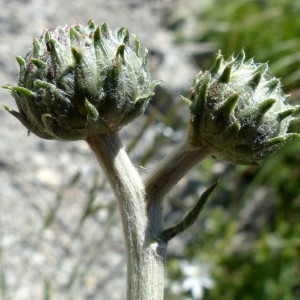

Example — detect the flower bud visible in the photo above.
[184,51,300,165]
[3,20,160,140]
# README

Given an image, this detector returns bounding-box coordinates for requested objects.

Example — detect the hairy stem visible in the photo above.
[86,132,165,300]
[145,141,211,233]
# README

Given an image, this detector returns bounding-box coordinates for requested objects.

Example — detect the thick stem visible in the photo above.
[145,141,212,233]
[86,133,166,300]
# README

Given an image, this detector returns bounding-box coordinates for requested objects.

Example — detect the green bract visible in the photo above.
[3,20,160,140]
[184,51,300,165]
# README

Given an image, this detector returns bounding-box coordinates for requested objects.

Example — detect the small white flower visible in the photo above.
[180,260,215,299]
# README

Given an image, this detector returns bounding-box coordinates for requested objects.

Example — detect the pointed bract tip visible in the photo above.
[215,93,239,122]
[265,78,280,92]
[223,121,240,137]
[180,95,193,107]
[93,26,108,58]
[216,50,223,59]
[292,105,300,115]
[133,35,141,56]
[235,49,246,63]
[3,105,12,112]
[87,19,96,30]
[277,108,297,122]
[69,27,81,43]
[33,38,41,57]
[117,27,130,45]
[93,26,101,41]
[45,39,56,53]
[117,27,125,39]
[248,71,263,90]
[123,29,130,45]
[256,98,276,117]
[210,54,223,77]
[265,133,299,147]
[256,63,268,74]
[85,99,99,121]
[218,62,233,84]
[2,84,14,90]
[100,22,110,38]
[195,73,210,100]
[116,44,125,59]
[31,59,46,69]
[44,30,51,42]
[12,86,36,98]
[34,79,55,90]
[71,46,83,63]
[142,48,149,68]
[16,56,26,68]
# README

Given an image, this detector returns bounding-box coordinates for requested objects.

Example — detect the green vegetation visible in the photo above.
[168,0,300,91]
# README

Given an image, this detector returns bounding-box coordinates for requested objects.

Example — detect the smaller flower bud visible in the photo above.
[184,51,300,165]
[3,20,160,140]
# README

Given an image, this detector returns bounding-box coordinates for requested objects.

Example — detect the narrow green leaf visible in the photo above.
[159,181,219,242]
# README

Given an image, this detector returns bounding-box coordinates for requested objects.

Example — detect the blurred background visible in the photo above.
[0,0,299,299]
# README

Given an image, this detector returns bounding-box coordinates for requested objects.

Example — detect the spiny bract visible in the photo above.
[3,20,160,140]
[184,50,299,165]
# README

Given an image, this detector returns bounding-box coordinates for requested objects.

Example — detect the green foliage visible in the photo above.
[169,0,300,90]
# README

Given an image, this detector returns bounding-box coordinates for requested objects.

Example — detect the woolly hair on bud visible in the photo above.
[186,50,300,165]
[3,20,160,141]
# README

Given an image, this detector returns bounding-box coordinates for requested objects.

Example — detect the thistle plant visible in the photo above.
[2,20,300,300]
[3,20,159,140]
[184,51,299,165]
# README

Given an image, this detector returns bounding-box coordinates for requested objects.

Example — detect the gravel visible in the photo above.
[0,0,199,299]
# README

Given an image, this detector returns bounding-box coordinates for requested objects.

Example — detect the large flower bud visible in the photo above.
[3,20,160,140]
[185,51,299,165]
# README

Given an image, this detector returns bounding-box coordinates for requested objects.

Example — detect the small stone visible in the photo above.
[35,167,62,187]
